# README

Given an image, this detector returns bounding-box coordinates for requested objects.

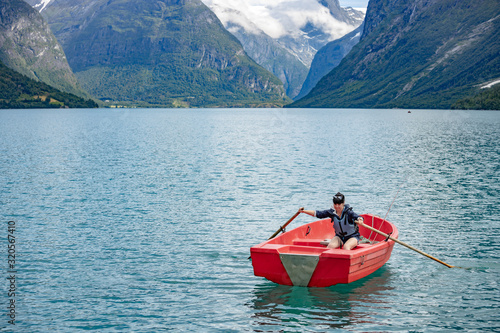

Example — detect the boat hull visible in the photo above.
[250,214,398,287]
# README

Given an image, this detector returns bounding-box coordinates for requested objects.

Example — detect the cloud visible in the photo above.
[205,0,286,37]
[202,0,355,40]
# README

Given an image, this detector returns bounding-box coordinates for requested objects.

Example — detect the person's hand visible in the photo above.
[299,207,305,213]
[356,218,364,225]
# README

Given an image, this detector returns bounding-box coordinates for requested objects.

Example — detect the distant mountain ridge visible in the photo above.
[26,0,290,107]
[318,0,365,26]
[0,0,88,98]
[201,0,364,99]
[292,0,500,109]
[218,15,310,99]
[295,24,363,101]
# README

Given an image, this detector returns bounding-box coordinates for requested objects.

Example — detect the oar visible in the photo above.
[267,209,302,240]
[248,209,301,259]
[356,221,455,268]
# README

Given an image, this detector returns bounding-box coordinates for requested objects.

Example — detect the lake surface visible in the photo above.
[1,108,499,332]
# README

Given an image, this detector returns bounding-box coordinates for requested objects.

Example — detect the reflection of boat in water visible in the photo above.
[250,214,398,287]
[249,266,394,330]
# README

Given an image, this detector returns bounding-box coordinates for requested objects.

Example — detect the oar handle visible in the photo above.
[356,221,455,268]
[268,210,301,239]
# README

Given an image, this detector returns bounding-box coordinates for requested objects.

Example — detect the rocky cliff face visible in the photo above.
[292,0,500,109]
[28,0,289,107]
[0,0,87,98]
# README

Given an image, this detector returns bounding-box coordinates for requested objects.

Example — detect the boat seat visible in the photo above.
[292,238,374,249]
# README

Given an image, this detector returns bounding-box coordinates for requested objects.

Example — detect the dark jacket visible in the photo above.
[315,204,360,239]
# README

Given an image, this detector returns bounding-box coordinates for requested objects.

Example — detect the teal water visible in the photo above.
[0,108,499,332]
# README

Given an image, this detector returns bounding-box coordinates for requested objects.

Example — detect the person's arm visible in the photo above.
[353,213,364,225]
[349,210,364,225]
[299,207,316,217]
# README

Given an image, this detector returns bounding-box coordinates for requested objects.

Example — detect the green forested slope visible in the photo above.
[291,0,500,110]
[39,0,289,108]
[453,84,500,110]
[0,61,97,109]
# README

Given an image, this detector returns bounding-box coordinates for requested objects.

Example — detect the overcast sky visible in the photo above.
[339,0,369,9]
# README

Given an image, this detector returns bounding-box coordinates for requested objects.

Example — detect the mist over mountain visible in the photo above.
[0,0,88,98]
[26,0,290,108]
[201,0,364,99]
[209,9,310,99]
[292,0,500,109]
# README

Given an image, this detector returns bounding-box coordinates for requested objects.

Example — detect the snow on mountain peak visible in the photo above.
[32,0,53,12]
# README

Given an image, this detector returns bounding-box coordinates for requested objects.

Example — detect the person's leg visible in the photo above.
[343,237,359,250]
[327,236,343,249]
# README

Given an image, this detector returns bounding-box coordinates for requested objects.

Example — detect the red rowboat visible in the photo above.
[250,214,398,287]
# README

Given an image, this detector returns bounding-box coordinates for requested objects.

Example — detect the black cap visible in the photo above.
[333,192,345,204]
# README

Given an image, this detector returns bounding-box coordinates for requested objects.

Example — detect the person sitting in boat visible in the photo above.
[299,192,364,250]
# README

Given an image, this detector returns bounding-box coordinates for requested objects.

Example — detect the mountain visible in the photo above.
[318,0,365,25]
[291,0,500,109]
[295,24,363,101]
[0,59,97,109]
[0,0,88,98]
[218,16,309,99]
[201,0,364,99]
[27,0,290,108]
